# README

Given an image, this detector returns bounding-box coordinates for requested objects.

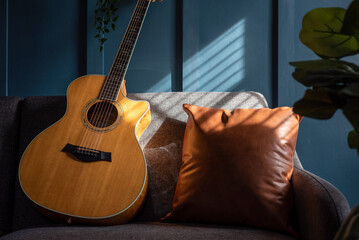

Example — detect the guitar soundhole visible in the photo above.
[87,101,118,128]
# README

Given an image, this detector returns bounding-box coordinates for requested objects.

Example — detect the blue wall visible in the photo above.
[0,0,7,96]
[182,0,272,104]
[5,0,87,97]
[1,0,359,207]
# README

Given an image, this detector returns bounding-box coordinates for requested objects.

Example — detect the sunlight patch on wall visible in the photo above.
[145,19,246,93]
[184,19,246,92]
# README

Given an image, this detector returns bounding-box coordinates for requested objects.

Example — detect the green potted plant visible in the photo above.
[290,0,359,154]
[289,0,359,239]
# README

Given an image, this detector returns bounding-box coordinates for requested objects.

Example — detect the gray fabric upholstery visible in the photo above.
[0,97,22,235]
[138,142,182,221]
[292,167,351,240]
[129,91,269,148]
[1,222,295,240]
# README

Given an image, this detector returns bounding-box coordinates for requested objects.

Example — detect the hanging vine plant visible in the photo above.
[94,0,162,52]
[94,0,121,52]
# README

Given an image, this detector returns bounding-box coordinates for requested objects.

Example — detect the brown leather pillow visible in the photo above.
[162,104,302,233]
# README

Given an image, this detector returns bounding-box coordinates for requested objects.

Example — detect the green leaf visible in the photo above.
[100,38,107,44]
[341,82,359,97]
[342,98,359,130]
[94,0,120,53]
[341,0,359,40]
[290,59,359,72]
[110,3,114,9]
[293,89,338,119]
[290,59,359,87]
[348,129,359,149]
[299,7,359,58]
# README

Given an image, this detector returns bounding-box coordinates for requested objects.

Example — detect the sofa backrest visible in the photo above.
[4,92,302,231]
[0,97,22,236]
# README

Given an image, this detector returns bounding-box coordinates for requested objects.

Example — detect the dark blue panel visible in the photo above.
[278,0,359,207]
[0,0,7,96]
[8,0,86,97]
[93,0,177,93]
[87,0,105,75]
[183,0,272,106]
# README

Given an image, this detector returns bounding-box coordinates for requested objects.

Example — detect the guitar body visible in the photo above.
[19,75,151,225]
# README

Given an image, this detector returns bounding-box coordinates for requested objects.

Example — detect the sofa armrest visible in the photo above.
[291,167,350,240]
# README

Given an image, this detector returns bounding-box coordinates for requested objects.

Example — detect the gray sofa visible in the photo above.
[0,92,351,239]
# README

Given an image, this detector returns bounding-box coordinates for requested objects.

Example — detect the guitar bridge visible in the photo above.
[62,143,112,163]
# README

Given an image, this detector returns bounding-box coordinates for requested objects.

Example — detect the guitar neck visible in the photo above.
[99,0,151,101]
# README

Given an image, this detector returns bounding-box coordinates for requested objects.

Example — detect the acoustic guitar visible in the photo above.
[19,0,156,225]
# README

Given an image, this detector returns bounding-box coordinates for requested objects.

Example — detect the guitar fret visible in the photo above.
[99,0,150,101]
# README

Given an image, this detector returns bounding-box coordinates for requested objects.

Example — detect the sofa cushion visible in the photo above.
[292,167,350,240]
[0,222,296,240]
[130,91,298,222]
[163,104,302,233]
[140,142,183,220]
[0,97,23,235]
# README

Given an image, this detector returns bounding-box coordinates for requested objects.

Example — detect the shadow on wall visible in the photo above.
[146,19,246,92]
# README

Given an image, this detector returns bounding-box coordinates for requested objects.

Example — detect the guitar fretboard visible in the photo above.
[99,0,150,101]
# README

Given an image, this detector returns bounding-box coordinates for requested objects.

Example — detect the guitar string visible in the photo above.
[97,0,145,101]
[100,1,149,100]
[78,0,146,154]
[102,0,147,101]
[79,0,149,155]
[92,0,150,153]
[79,0,146,154]
[99,0,148,100]
[91,0,150,153]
